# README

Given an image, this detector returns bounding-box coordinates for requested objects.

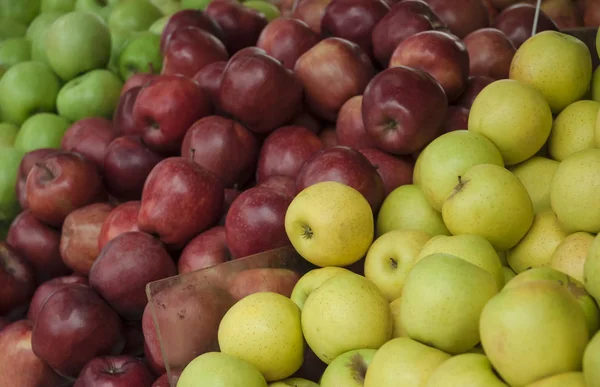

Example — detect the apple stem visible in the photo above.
[189,148,196,160]
[301,225,313,240]
[389,257,398,269]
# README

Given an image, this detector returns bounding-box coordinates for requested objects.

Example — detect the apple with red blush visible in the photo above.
[178,226,230,274]
[541,0,582,29]
[15,149,58,210]
[292,0,333,34]
[27,275,88,322]
[336,95,375,149]
[319,127,338,148]
[228,268,300,301]
[192,61,227,111]
[74,356,155,387]
[583,1,600,27]
[98,201,141,251]
[160,9,224,53]
[257,175,297,198]
[454,75,494,109]
[463,27,516,80]
[443,106,470,133]
[0,243,35,317]
[420,0,489,38]
[358,148,414,195]
[113,86,143,136]
[61,117,116,171]
[493,3,558,48]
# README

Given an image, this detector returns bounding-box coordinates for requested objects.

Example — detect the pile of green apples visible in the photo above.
[175,30,600,387]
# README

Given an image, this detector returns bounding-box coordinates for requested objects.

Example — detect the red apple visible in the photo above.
[74,356,155,387]
[358,148,414,195]
[138,157,224,248]
[98,201,142,251]
[584,1,600,27]
[493,3,558,48]
[295,37,374,121]
[292,0,333,34]
[15,149,58,210]
[219,47,304,133]
[256,17,320,69]
[113,86,143,136]
[421,0,489,38]
[362,65,447,154]
[257,175,297,198]
[454,75,494,109]
[160,9,225,53]
[178,226,230,274]
[0,243,35,317]
[192,61,227,111]
[153,372,181,387]
[32,285,125,378]
[541,0,583,29]
[27,275,88,322]
[122,320,145,357]
[229,268,301,300]
[289,109,323,134]
[443,105,470,133]
[223,187,241,214]
[121,72,157,97]
[463,27,516,80]
[336,95,375,149]
[61,117,117,170]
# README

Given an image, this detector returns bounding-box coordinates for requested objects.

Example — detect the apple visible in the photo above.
[61,117,117,171]
[108,27,134,75]
[121,72,158,97]
[74,355,155,387]
[290,267,351,312]
[454,75,494,109]
[222,187,242,214]
[270,378,319,387]
[442,106,469,133]
[15,148,58,210]
[291,0,332,34]
[192,60,227,110]
[541,0,583,29]
[0,242,35,317]
[178,352,267,386]
[257,175,296,198]
[118,31,163,80]
[113,86,143,136]
[550,232,595,284]
[152,372,181,387]
[510,157,559,214]
[75,0,119,20]
[0,147,23,224]
[584,331,600,387]
[27,275,88,322]
[320,349,378,386]
[159,9,225,53]
[178,226,229,274]
[0,20,27,42]
[0,122,18,147]
[584,1,600,27]
[97,201,141,251]
[426,353,509,386]
[358,148,414,195]
[335,95,376,150]
[108,0,162,32]
[548,100,600,162]
[14,113,70,153]
[493,3,558,49]
[0,37,31,68]
[463,28,515,80]
[41,0,76,13]
[228,268,301,301]
[585,234,600,302]
[420,0,489,38]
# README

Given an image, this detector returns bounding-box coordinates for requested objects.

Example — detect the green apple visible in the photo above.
[243,0,280,21]
[148,15,169,34]
[0,122,18,147]
[40,0,75,12]
[0,38,30,68]
[178,352,267,387]
[425,353,508,387]
[14,113,70,153]
[181,0,213,10]
[584,233,600,302]
[364,337,451,387]
[503,266,516,285]
[118,31,162,80]
[150,0,182,14]
[507,210,568,274]
[0,0,41,25]
[320,349,377,387]
[268,378,319,387]
[389,297,407,338]
[550,231,595,284]
[74,0,120,21]
[510,30,592,114]
[285,181,374,267]
[0,61,60,125]
[593,67,600,102]
[584,331,600,387]
[510,156,559,214]
[108,0,163,32]
[364,229,432,301]
[108,27,133,74]
[218,292,304,382]
[376,184,450,238]
[27,11,65,66]
[301,272,392,364]
[480,280,588,386]
[400,253,498,354]
[548,100,600,161]
[417,234,505,291]
[45,11,111,81]
[290,266,351,310]
[0,147,24,222]
[56,69,123,121]
[527,372,586,387]
[0,20,27,41]
[551,148,600,234]
[469,79,553,165]
[415,130,503,211]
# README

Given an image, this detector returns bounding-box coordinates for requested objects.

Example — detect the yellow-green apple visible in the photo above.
[401,253,498,354]
[285,181,374,267]
[301,272,392,364]
[0,37,30,68]
[0,122,17,147]
[376,184,450,237]
[290,266,351,310]
[177,352,267,387]
[218,292,304,381]
[389,297,407,338]
[480,280,589,386]
[0,147,24,222]
[548,100,600,161]
[0,20,27,42]
[468,79,553,165]
[364,229,432,301]
[509,31,592,114]
[417,234,505,291]
[584,331,600,387]
[507,210,568,273]
[0,0,41,24]
[364,337,451,387]
[527,372,586,387]
[585,233,600,301]
[320,349,378,387]
[108,0,162,32]
[503,266,516,285]
[550,232,595,283]
[14,113,70,153]
[510,156,559,214]
[118,31,162,80]
[593,67,600,102]
[269,378,319,387]
[149,15,169,34]
[442,163,534,250]
[551,148,600,234]
[425,353,508,387]
[74,0,120,20]
[415,130,504,211]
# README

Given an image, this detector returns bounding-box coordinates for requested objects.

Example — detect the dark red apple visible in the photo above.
[192,60,227,110]
[256,125,324,184]
[138,157,224,248]
[122,320,145,357]
[292,0,333,34]
[181,116,259,188]
[153,372,181,387]
[15,148,58,210]
[61,117,116,170]
[362,66,448,155]
[229,268,300,301]
[584,1,600,27]
[443,105,470,133]
[541,0,583,29]
[31,285,125,378]
[98,201,142,251]
[74,356,155,387]
[113,86,143,136]
[493,3,558,48]
[289,109,323,134]
[160,9,225,52]
[454,75,494,109]
[319,127,338,147]
[294,37,374,121]
[256,17,320,69]
[336,95,375,149]
[421,0,489,38]
[178,226,230,274]
[358,148,414,195]
[482,0,498,24]
[0,243,35,317]
[27,275,88,322]
[25,152,106,227]
[257,175,297,198]
[463,27,516,80]
[121,72,157,97]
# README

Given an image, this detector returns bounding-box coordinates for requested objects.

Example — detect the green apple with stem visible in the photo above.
[425,353,508,387]
[0,0,41,25]
[40,0,75,12]
[584,331,600,387]
[149,15,169,34]
[56,69,123,121]
[14,113,70,153]
[118,31,162,80]
[0,123,18,147]
[0,147,24,222]
[243,0,280,20]
[510,156,559,214]
[27,12,65,66]
[178,352,267,387]
[0,20,27,41]
[0,61,60,125]
[0,38,30,68]
[269,378,319,387]
[108,0,163,32]
[74,0,120,21]
[320,349,377,387]
[290,266,351,310]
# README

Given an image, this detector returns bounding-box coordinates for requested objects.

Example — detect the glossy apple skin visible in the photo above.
[61,118,117,171]
[294,37,374,121]
[219,47,304,133]
[257,175,297,198]
[32,285,125,378]
[160,9,225,53]
[454,75,494,109]
[463,27,516,80]
[362,66,448,155]
[27,275,88,323]
[256,17,320,70]
[133,75,212,155]
[0,243,35,317]
[162,27,229,78]
[138,157,224,248]
[181,116,259,188]
[178,226,229,274]
[7,210,70,283]
[74,356,155,387]
[336,95,376,149]
[15,149,59,210]
[443,105,470,133]
[225,187,292,258]
[358,148,414,195]
[152,372,181,387]
[98,201,142,251]
[121,73,157,97]
[256,126,324,184]
[192,61,227,111]
[421,0,489,38]
[229,268,300,301]
[113,86,143,137]
[103,136,164,201]
[389,30,469,102]
[0,320,65,387]
[292,0,333,34]
[493,3,558,48]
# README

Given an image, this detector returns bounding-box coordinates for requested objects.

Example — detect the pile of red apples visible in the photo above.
[0,0,575,385]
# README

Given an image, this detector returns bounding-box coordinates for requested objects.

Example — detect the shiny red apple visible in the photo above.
[113,86,143,136]
[421,0,489,38]
[336,95,375,149]
[98,201,142,251]
[74,356,155,387]
[493,3,558,48]
[192,61,227,111]
[463,27,516,79]
[178,226,230,274]
[61,117,116,171]
[0,243,35,317]
[15,148,58,210]
[358,148,414,195]
[27,275,88,322]
[160,9,224,52]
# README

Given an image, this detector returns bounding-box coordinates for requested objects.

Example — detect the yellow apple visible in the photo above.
[503,266,516,285]
[509,30,592,114]
[389,297,407,338]
[320,349,378,387]
[218,292,304,381]
[290,267,351,310]
[497,250,508,266]
[442,163,534,251]
[584,233,600,302]
[480,280,589,386]
[550,148,600,233]
[178,352,267,387]
[550,231,595,283]
[376,184,449,237]
[425,353,508,387]
[301,272,392,364]
[400,253,498,354]
[507,210,568,273]
[468,79,553,165]
[548,100,600,161]
[417,234,504,291]
[510,156,560,214]
[364,229,432,301]
[285,181,374,267]
[583,331,600,387]
[526,372,586,387]
[269,378,319,387]
[414,130,504,211]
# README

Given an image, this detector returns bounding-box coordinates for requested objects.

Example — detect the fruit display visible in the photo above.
[1,0,600,386]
